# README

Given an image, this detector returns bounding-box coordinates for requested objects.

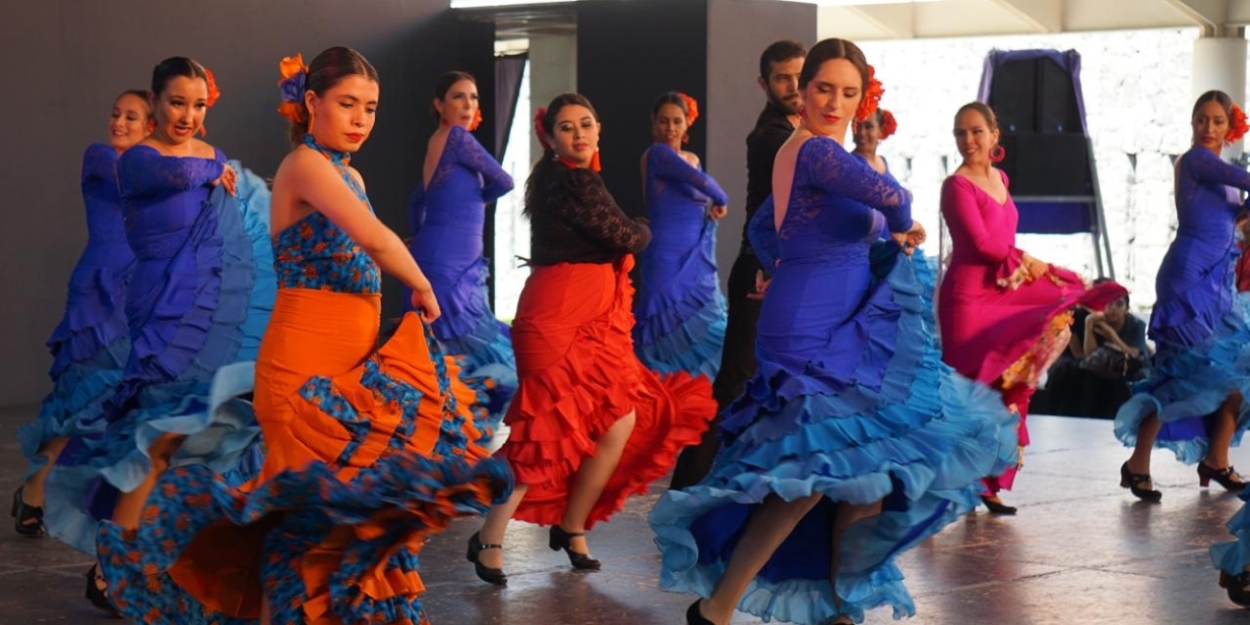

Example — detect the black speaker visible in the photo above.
[988,56,1082,135]
[997,134,1092,196]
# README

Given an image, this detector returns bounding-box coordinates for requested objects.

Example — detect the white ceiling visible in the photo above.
[818,0,1250,40]
[451,0,1250,40]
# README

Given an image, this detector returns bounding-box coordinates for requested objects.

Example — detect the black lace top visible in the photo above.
[528,166,651,265]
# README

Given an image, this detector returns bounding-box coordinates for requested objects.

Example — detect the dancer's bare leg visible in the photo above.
[559,411,636,555]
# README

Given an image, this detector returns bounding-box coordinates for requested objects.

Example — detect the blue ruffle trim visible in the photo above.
[650,249,1017,624]
[635,291,726,379]
[440,314,518,437]
[43,165,274,556]
[1114,292,1250,464]
[97,454,513,625]
[1212,489,1250,576]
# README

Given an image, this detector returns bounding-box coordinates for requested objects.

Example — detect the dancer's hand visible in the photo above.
[891,221,927,255]
[213,164,238,196]
[708,205,728,221]
[747,269,772,300]
[1021,252,1049,279]
[410,285,442,323]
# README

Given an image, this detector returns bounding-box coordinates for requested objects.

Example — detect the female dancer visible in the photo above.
[634,92,728,379]
[407,71,516,425]
[851,107,896,175]
[467,93,715,585]
[650,39,1018,625]
[14,90,150,537]
[97,47,511,625]
[1117,90,1250,502]
[939,102,1126,514]
[40,57,276,615]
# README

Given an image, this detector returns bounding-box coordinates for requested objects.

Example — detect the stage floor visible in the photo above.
[2,408,1248,625]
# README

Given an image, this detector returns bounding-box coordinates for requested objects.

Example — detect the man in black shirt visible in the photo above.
[670,40,806,489]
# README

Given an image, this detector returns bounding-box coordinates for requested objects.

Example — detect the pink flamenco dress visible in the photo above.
[938,170,1126,497]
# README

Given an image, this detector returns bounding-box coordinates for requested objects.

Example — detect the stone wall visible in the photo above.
[858,28,1209,312]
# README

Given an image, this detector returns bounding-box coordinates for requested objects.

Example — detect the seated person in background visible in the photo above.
[1033,282,1149,419]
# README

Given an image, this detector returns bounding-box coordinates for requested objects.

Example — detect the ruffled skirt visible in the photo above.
[1115,292,1250,464]
[98,289,512,625]
[43,164,275,554]
[499,255,716,527]
[650,248,1018,624]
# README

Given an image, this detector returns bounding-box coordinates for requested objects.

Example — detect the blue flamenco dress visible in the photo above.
[634,144,728,379]
[18,144,135,478]
[406,125,517,427]
[95,135,512,625]
[43,146,276,555]
[649,137,1018,624]
[1114,145,1250,463]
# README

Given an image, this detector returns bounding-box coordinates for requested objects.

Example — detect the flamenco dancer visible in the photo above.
[407,70,517,427]
[650,39,1018,625]
[670,39,806,489]
[939,101,1127,514]
[13,90,150,537]
[1117,90,1250,504]
[851,107,897,175]
[38,57,276,616]
[466,94,714,585]
[96,47,512,625]
[634,91,728,379]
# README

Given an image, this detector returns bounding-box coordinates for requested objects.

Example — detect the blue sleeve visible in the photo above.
[646,145,729,206]
[450,126,514,203]
[117,146,225,199]
[407,184,426,237]
[81,143,118,186]
[1185,146,1250,192]
[748,196,780,270]
[803,138,911,232]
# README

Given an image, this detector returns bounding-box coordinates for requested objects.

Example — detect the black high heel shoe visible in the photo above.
[1120,462,1163,501]
[549,525,601,570]
[84,563,122,618]
[466,531,507,585]
[686,599,714,625]
[1199,463,1248,492]
[1220,570,1250,607]
[11,487,45,537]
[979,495,1017,515]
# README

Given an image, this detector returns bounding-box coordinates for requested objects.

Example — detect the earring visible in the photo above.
[990,145,1006,163]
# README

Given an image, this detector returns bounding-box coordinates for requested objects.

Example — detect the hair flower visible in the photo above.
[277,53,308,124]
[534,107,551,151]
[880,109,898,140]
[678,92,700,144]
[855,64,885,123]
[203,67,221,108]
[468,108,483,132]
[1228,103,1249,145]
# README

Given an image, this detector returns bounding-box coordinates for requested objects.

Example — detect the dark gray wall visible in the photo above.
[0,0,498,406]
[706,0,816,287]
[576,0,709,218]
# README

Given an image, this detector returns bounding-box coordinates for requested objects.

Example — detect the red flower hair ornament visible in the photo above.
[855,64,885,123]
[276,53,309,125]
[534,107,552,151]
[197,66,221,136]
[679,92,699,143]
[879,109,898,141]
[1227,103,1248,145]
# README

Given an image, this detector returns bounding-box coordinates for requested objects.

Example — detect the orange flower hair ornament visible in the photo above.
[277,53,309,125]
[879,109,898,140]
[854,64,885,123]
[468,108,484,132]
[197,67,221,137]
[1227,103,1249,145]
[679,92,699,143]
[534,107,552,151]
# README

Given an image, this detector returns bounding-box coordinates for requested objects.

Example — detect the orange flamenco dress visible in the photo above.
[96,135,512,625]
[499,162,715,528]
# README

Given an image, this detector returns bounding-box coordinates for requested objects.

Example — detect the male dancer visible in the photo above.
[670,40,806,489]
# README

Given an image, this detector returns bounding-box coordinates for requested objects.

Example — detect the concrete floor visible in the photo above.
[2,407,1249,625]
